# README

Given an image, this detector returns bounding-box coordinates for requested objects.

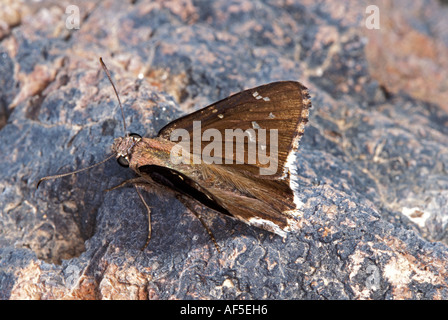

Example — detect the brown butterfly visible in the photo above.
[38,58,312,251]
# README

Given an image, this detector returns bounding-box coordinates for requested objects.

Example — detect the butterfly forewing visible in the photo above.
[158,81,311,179]
[153,81,312,236]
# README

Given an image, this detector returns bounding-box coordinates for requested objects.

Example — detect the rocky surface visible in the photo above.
[0,0,447,299]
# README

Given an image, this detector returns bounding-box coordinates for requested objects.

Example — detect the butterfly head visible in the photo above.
[112,133,142,168]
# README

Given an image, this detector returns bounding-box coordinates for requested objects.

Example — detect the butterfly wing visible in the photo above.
[158,81,311,179]
[155,81,312,235]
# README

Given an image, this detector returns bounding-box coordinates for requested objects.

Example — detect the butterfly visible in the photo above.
[38,58,312,251]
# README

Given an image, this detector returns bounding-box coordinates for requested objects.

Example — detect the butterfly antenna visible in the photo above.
[99,57,127,135]
[36,153,116,189]
[37,59,126,189]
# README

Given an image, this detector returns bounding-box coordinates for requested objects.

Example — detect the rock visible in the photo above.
[0,0,447,300]
[364,0,448,112]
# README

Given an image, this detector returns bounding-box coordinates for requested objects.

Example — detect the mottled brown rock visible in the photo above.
[1,0,447,300]
[363,0,448,112]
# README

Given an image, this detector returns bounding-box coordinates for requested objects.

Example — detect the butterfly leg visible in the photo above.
[176,195,221,253]
[134,185,152,251]
[104,177,147,192]
[105,177,154,250]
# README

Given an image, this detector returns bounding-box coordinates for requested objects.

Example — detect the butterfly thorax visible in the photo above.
[116,135,186,172]
[111,135,142,161]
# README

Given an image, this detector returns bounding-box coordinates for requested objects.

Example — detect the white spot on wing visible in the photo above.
[283,150,297,177]
[283,151,303,210]
[251,121,261,129]
[249,217,288,237]
[252,91,270,101]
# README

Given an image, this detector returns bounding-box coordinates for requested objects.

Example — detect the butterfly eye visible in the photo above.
[130,133,142,140]
[117,156,130,168]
